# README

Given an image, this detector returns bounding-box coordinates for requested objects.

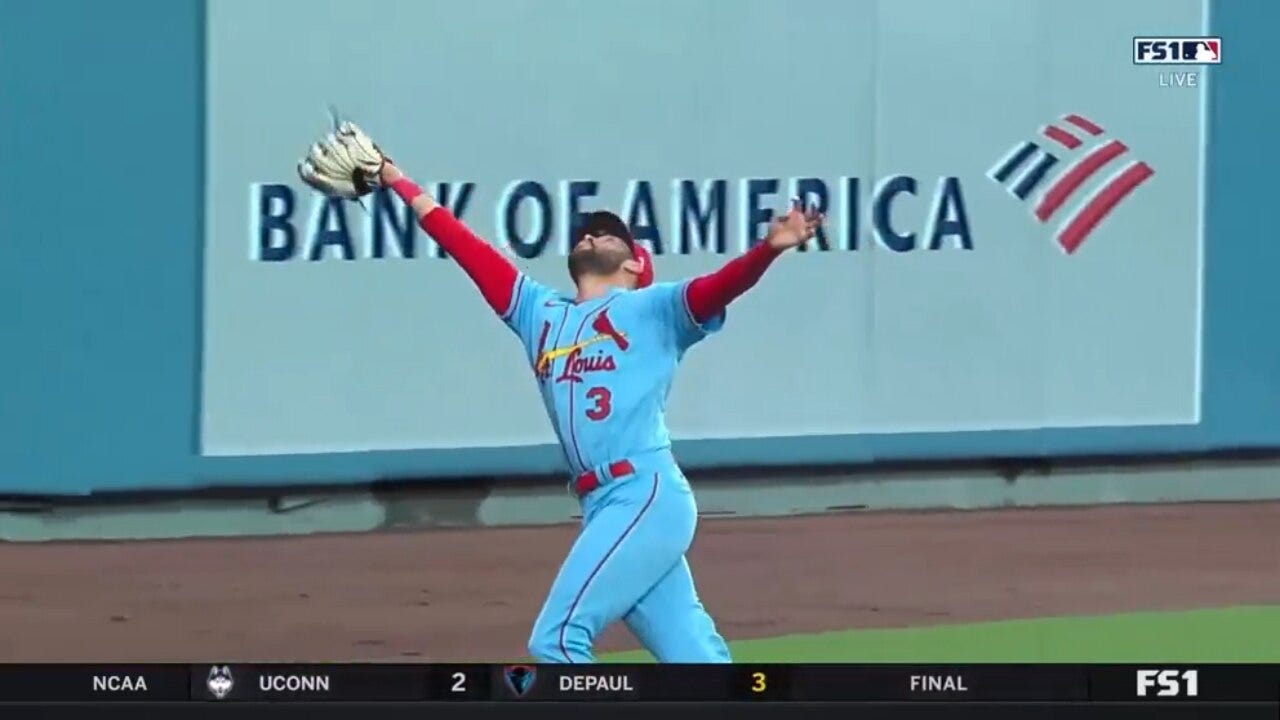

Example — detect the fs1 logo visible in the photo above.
[988,113,1155,254]
[1136,669,1199,697]
[1134,37,1222,64]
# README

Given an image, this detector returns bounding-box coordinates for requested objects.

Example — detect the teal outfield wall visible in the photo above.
[0,0,1276,495]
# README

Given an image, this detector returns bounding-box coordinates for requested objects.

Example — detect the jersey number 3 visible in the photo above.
[585,386,612,421]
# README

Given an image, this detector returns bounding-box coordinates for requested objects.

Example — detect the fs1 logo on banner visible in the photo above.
[1133,37,1221,64]
[1136,669,1199,698]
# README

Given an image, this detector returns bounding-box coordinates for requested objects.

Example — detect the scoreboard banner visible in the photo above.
[201,0,1208,457]
[0,663,1275,702]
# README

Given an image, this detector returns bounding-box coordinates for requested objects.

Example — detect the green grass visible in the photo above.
[600,606,1280,663]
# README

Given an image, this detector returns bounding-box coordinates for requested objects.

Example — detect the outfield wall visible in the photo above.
[0,0,1277,496]
[5,459,1279,542]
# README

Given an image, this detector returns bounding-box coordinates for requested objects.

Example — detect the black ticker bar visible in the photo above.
[2,703,1279,720]
[0,664,1276,703]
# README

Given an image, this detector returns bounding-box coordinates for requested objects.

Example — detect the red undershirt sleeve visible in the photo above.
[390,178,519,316]
[684,242,783,324]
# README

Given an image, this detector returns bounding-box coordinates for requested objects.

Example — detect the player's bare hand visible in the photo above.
[765,197,825,251]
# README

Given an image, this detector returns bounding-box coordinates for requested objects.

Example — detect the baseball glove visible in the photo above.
[297,121,388,200]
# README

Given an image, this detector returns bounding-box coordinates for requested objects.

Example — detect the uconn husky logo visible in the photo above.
[988,113,1155,254]
[206,665,234,700]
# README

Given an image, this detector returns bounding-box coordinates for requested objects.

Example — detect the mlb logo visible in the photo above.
[1133,37,1222,64]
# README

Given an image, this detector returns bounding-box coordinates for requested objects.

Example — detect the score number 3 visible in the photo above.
[585,386,612,421]
[751,671,767,693]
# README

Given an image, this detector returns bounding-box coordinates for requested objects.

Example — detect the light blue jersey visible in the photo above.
[503,276,724,475]
[498,274,732,664]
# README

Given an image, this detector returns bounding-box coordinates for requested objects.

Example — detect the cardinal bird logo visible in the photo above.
[592,309,629,351]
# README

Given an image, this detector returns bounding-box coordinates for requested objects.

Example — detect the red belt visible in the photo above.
[573,460,635,498]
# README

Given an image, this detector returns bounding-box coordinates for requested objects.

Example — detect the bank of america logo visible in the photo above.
[988,113,1155,254]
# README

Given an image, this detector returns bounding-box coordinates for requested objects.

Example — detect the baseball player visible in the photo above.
[299,123,822,663]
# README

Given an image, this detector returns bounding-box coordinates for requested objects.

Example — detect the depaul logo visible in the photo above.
[988,113,1155,254]
[504,665,537,697]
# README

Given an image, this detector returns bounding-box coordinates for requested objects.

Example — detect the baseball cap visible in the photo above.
[573,211,634,247]
[573,211,654,288]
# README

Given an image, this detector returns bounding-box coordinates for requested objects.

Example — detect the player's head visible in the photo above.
[568,211,654,290]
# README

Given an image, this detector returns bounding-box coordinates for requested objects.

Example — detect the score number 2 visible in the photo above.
[439,668,484,700]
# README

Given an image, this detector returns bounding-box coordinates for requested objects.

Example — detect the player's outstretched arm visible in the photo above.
[685,199,823,323]
[381,162,519,316]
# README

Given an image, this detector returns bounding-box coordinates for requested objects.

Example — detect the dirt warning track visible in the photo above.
[1,502,1276,662]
